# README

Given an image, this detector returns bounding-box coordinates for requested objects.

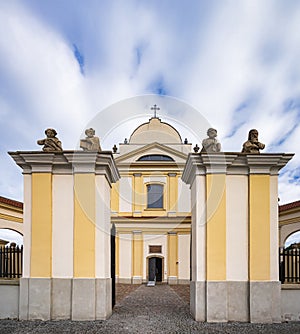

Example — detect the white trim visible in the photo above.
[52,175,74,278]
[95,175,111,278]
[23,175,31,277]
[226,175,248,281]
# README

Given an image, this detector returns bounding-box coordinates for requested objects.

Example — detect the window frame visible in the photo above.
[138,154,174,161]
[146,183,164,209]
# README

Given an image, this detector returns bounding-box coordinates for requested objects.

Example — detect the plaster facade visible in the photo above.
[112,117,192,284]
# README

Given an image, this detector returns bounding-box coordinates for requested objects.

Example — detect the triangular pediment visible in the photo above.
[115,142,189,165]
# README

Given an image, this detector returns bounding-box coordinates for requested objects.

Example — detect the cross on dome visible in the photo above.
[151,104,160,118]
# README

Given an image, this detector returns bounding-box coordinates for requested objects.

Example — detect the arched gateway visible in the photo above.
[8,115,293,323]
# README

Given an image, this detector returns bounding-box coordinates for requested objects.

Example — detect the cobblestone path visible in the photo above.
[1,284,300,333]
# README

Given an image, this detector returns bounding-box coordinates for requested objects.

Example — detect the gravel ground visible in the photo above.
[1,284,300,334]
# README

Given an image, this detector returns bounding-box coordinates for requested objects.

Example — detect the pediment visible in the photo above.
[115,142,188,165]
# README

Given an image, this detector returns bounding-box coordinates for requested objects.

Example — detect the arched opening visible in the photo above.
[284,230,300,249]
[138,154,174,161]
[280,230,300,284]
[0,228,23,246]
[148,256,163,282]
[0,229,23,279]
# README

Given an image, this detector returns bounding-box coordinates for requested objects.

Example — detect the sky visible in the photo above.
[1,0,300,213]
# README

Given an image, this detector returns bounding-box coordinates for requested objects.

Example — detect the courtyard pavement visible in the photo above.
[0,284,300,333]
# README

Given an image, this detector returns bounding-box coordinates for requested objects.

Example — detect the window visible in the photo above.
[147,184,164,209]
[138,155,174,161]
[149,245,162,253]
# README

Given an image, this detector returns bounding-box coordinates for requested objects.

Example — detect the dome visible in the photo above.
[129,117,182,144]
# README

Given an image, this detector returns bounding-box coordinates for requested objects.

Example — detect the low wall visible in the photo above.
[281,284,300,321]
[1,280,300,322]
[0,279,19,319]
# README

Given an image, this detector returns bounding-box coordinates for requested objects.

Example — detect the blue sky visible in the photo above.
[1,0,300,208]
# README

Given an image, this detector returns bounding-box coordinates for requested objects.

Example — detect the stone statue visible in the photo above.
[80,128,101,152]
[37,128,63,152]
[242,129,265,153]
[201,128,221,153]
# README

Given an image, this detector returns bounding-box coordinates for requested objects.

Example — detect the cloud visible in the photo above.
[0,0,300,203]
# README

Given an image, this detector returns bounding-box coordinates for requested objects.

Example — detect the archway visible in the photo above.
[280,223,300,247]
[0,228,23,246]
[147,256,163,282]
[284,230,300,249]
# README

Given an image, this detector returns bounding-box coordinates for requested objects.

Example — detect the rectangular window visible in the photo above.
[147,184,163,208]
[149,245,162,253]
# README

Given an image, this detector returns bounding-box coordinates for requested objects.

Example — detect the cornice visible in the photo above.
[0,213,23,223]
[8,151,120,184]
[115,142,188,163]
[182,152,294,185]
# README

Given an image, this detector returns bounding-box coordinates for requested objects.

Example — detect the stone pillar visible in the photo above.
[9,151,120,321]
[182,152,293,323]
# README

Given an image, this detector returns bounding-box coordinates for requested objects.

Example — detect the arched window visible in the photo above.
[138,155,174,161]
[147,184,164,209]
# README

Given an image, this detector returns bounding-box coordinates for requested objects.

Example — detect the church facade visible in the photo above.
[111,116,192,284]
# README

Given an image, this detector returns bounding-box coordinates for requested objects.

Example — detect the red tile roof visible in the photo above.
[279,200,300,213]
[0,196,23,209]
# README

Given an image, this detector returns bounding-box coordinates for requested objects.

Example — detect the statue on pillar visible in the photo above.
[80,128,101,152]
[242,129,265,153]
[201,128,221,153]
[37,128,63,152]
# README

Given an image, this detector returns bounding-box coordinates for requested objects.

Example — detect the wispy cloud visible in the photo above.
[0,0,300,203]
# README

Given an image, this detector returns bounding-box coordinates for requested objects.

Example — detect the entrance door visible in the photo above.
[148,257,162,282]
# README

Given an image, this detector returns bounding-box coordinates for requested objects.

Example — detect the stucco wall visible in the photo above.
[281,285,300,321]
[0,280,19,319]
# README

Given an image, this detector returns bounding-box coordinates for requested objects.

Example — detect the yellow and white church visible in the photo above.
[2,109,300,322]
[111,115,192,284]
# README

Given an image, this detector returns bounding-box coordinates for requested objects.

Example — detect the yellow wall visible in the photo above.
[133,174,143,213]
[132,232,143,277]
[168,174,178,212]
[111,182,119,213]
[73,174,95,277]
[249,175,270,280]
[168,233,178,277]
[31,173,52,277]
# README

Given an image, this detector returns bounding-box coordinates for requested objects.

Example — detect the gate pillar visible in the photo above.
[9,151,120,321]
[182,153,293,323]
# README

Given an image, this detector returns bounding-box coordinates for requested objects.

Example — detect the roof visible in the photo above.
[0,239,9,245]
[0,196,23,209]
[129,117,182,144]
[279,200,300,213]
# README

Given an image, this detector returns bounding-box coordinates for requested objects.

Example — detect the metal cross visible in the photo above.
[151,104,160,118]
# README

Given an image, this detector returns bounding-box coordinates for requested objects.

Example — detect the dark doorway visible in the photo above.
[111,223,116,308]
[148,257,162,282]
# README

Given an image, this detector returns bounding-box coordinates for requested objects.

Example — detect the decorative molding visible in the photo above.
[9,151,120,184]
[182,153,294,185]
